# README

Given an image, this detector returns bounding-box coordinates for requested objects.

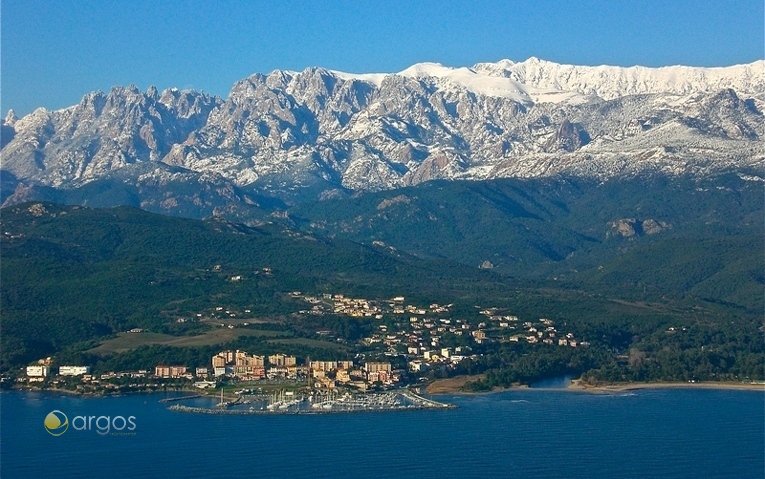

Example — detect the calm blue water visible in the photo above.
[2,388,763,479]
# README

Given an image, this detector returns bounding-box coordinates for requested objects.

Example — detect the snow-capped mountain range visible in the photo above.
[2,57,764,208]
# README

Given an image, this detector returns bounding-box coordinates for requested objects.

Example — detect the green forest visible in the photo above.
[2,174,763,387]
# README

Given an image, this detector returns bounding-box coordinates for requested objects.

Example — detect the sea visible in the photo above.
[2,386,763,479]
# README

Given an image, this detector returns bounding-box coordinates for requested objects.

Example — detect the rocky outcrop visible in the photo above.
[608,218,671,238]
[1,87,220,188]
[377,194,411,210]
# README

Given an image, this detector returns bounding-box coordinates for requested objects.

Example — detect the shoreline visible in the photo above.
[2,385,214,399]
[424,375,487,394]
[5,379,763,399]
[568,379,765,393]
[425,376,765,395]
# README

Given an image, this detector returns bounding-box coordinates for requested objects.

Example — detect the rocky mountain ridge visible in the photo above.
[2,58,764,210]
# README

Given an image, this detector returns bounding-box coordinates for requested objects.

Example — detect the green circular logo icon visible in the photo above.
[44,410,69,436]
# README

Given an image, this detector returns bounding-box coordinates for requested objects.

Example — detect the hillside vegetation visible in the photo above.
[1,174,762,384]
[290,174,764,311]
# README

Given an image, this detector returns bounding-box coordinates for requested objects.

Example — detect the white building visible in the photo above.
[408,360,429,372]
[58,366,90,376]
[26,365,50,377]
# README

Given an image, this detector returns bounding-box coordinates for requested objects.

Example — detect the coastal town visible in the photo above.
[15,291,594,398]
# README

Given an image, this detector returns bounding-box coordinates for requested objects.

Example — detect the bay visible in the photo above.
[1,388,763,478]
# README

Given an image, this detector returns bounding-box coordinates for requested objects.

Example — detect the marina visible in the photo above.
[168,390,455,415]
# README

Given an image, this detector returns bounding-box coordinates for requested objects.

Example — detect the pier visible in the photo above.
[159,394,203,403]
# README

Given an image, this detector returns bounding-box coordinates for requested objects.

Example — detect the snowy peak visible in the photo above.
[473,58,765,100]
[4,109,19,126]
[397,62,458,77]
[329,70,387,88]
[328,61,590,105]
[397,62,537,104]
[321,58,764,106]
[2,57,764,206]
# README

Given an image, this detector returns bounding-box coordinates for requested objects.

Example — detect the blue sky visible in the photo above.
[2,0,763,116]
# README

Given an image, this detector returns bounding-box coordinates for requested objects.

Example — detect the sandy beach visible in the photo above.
[424,375,486,394]
[568,379,765,393]
[425,376,765,394]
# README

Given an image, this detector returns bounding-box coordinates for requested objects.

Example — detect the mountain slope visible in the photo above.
[289,174,764,310]
[0,201,515,366]
[1,199,761,377]
[472,57,765,100]
[2,58,763,209]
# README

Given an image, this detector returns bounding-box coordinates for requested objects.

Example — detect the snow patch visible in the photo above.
[397,62,591,105]
[473,58,765,100]
[330,70,387,87]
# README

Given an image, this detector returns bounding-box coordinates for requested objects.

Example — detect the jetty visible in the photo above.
[159,394,203,403]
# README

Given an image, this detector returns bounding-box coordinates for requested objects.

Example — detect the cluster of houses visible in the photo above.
[488,314,590,348]
[309,360,399,390]
[295,293,452,319]
[208,350,298,380]
[22,290,591,391]
[150,351,400,391]
[297,294,590,375]
[24,358,91,382]
[22,357,149,385]
[22,352,398,393]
